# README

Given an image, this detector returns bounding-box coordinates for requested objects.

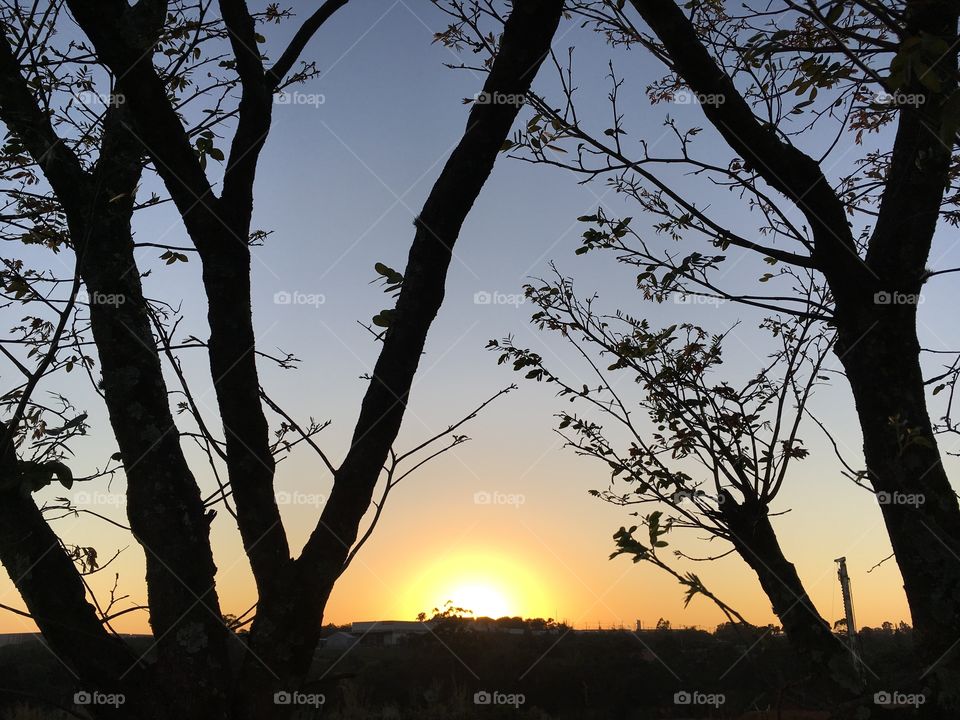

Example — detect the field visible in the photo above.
[0,625,920,719]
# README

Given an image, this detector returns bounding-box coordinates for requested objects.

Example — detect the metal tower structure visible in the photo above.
[835,556,865,680]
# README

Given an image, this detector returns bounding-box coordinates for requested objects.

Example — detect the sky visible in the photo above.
[2,0,959,637]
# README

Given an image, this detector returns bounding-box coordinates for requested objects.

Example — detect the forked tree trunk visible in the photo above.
[232,3,565,717]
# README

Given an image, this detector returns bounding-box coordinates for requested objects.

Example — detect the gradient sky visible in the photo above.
[3,1,959,637]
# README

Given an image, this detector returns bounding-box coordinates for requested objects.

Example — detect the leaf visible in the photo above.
[373,262,404,295]
[372,309,396,328]
[160,250,189,264]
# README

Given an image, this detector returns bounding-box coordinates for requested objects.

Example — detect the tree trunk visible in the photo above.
[0,78,231,714]
[722,494,861,697]
[75,212,232,719]
[835,305,960,715]
[233,2,565,717]
[0,476,158,720]
[72,110,232,719]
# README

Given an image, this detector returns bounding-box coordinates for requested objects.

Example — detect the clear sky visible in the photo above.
[2,0,959,637]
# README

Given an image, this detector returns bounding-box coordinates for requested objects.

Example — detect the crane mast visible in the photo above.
[835,556,865,680]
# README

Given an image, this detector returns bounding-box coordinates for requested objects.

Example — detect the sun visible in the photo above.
[446,582,513,618]
[403,548,554,621]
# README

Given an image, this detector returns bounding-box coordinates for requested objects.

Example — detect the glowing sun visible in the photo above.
[402,548,552,621]
[446,582,513,618]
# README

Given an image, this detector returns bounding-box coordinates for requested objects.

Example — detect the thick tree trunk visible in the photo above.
[0,475,157,720]
[722,495,861,697]
[72,110,231,720]
[75,213,232,719]
[0,43,231,714]
[835,306,960,715]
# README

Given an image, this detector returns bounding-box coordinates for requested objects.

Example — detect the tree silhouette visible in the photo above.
[491,268,861,696]
[0,1,563,718]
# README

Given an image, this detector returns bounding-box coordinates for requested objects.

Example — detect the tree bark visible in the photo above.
[722,494,860,697]
[835,309,960,714]
[75,189,232,720]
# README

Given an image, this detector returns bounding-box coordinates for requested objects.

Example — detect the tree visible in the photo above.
[490,269,860,696]
[0,1,564,718]
[439,0,960,712]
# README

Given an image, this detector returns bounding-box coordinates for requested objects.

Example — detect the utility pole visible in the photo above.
[835,556,865,681]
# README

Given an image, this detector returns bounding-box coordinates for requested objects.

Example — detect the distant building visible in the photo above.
[319,631,357,650]
[345,618,564,645]
[350,621,434,646]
